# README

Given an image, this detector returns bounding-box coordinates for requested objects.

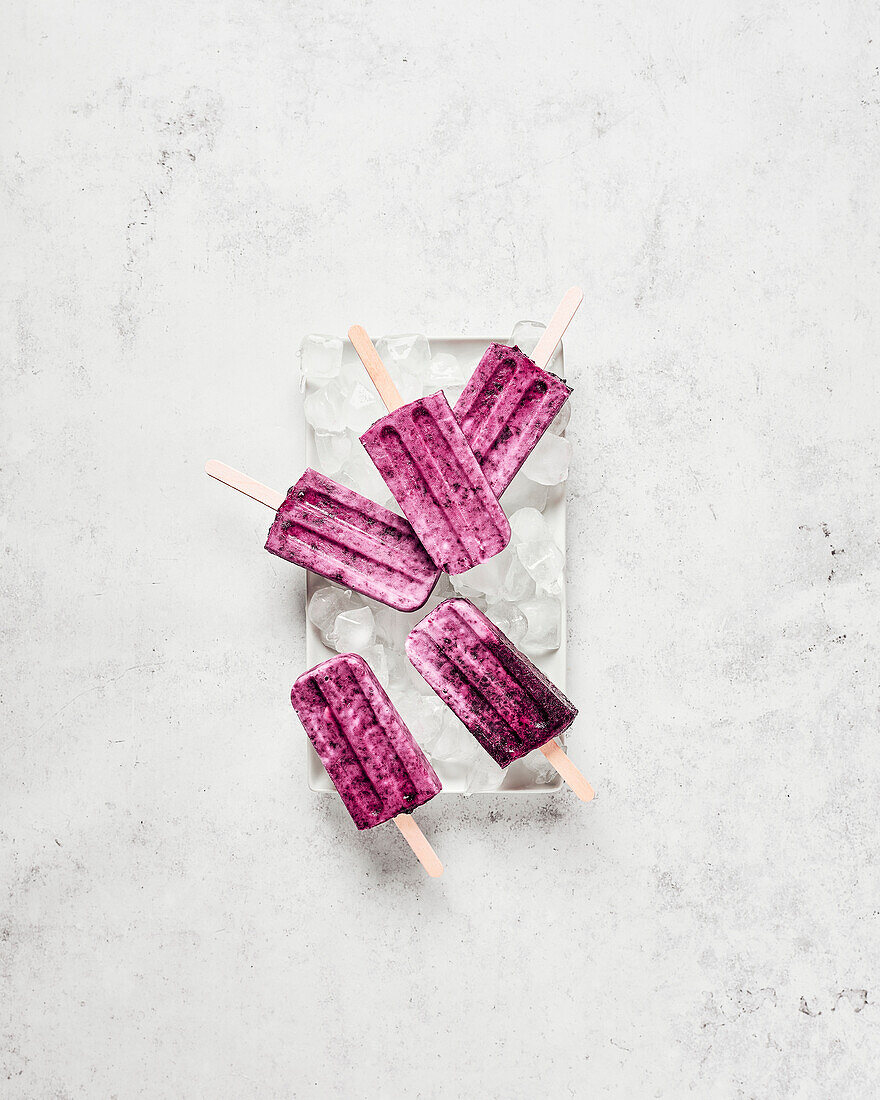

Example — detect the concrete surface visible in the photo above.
[2,1,879,1096]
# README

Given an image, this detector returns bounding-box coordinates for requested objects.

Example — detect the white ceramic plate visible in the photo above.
[303,335,568,794]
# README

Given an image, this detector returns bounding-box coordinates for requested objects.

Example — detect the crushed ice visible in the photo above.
[302,322,570,792]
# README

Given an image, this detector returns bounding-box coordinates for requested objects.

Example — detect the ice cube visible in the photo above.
[451,550,510,601]
[547,401,571,436]
[390,685,424,731]
[333,606,375,653]
[465,753,506,794]
[303,381,347,432]
[338,443,389,502]
[400,694,448,754]
[509,320,563,374]
[500,555,536,602]
[501,471,549,514]
[376,334,432,373]
[394,369,424,404]
[300,334,343,386]
[376,335,431,401]
[342,380,384,434]
[360,642,390,686]
[508,320,544,357]
[517,539,565,593]
[509,507,553,546]
[372,604,400,647]
[430,710,477,762]
[519,747,559,785]
[442,385,465,407]
[484,599,528,645]
[520,597,562,654]
[519,434,571,486]
[308,586,366,646]
[424,352,467,393]
[314,430,352,476]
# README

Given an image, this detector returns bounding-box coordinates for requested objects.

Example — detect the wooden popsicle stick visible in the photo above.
[539,737,595,802]
[394,814,443,877]
[531,286,584,371]
[205,459,284,511]
[348,325,405,413]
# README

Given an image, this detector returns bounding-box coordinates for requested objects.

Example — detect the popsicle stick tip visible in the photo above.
[576,781,596,803]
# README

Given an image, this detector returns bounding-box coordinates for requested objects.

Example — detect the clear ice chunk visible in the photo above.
[547,402,571,436]
[376,335,431,402]
[338,443,390,502]
[519,747,559,785]
[303,382,347,432]
[451,550,510,601]
[308,586,366,646]
[501,555,536,602]
[314,430,352,476]
[361,642,390,687]
[423,352,466,393]
[333,606,375,653]
[342,379,384,434]
[509,507,553,546]
[484,598,528,645]
[301,334,343,385]
[519,434,571,485]
[520,596,562,654]
[465,753,506,794]
[376,334,432,372]
[430,710,480,762]
[501,472,549,514]
[517,539,565,593]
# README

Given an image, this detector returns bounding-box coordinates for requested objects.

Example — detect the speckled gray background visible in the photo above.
[3,1,880,1096]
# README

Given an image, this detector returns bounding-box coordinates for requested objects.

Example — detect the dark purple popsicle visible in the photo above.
[405,597,578,767]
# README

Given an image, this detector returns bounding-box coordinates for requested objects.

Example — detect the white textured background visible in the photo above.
[3,1,880,1096]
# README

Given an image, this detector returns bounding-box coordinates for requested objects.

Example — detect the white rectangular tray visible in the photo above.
[304,335,567,794]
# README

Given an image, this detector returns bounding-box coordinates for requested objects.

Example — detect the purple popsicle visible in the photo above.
[453,287,582,497]
[359,390,511,575]
[405,597,578,768]
[454,342,571,497]
[292,653,442,830]
[265,468,440,611]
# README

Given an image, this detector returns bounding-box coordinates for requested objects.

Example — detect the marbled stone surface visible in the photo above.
[2,1,879,1095]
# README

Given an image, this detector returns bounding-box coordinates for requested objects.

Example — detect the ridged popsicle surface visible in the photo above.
[360,391,510,575]
[454,343,571,496]
[292,653,442,830]
[265,468,439,611]
[406,598,577,767]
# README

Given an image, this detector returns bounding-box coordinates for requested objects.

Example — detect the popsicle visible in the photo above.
[454,287,582,496]
[205,462,440,612]
[349,326,510,575]
[406,597,594,801]
[292,652,443,875]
